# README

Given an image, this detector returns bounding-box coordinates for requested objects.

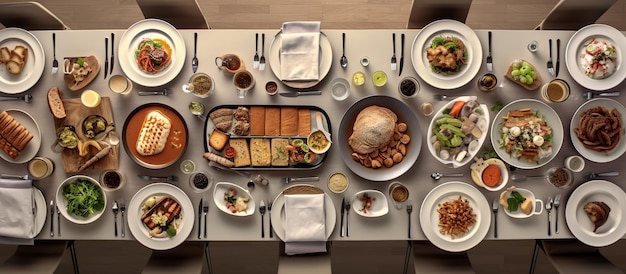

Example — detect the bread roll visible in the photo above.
[250,138,271,166]
[264,108,280,136]
[298,109,311,136]
[47,87,66,119]
[249,106,265,136]
[280,107,298,136]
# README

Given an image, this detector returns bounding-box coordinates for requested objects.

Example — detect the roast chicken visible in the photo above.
[348,105,397,154]
[584,201,611,233]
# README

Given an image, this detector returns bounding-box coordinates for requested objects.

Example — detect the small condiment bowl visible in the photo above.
[327,172,349,194]
[479,158,509,192]
[546,167,573,188]
[500,187,543,218]
[99,169,125,192]
[307,112,332,154]
[189,171,213,193]
[351,190,388,217]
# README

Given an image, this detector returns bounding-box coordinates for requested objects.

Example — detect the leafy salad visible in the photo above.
[62,178,105,218]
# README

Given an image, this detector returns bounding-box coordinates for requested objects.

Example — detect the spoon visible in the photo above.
[340,33,348,68]
[430,172,463,180]
[0,94,32,103]
[510,174,547,182]
[587,171,619,179]
[583,91,620,100]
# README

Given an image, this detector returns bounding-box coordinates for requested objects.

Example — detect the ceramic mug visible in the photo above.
[215,54,244,73]
[233,70,255,98]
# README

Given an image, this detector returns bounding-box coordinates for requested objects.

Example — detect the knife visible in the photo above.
[49,200,54,237]
[198,198,202,239]
[556,39,561,77]
[486,31,493,72]
[340,198,345,237]
[399,33,405,76]
[110,33,115,75]
[278,90,322,97]
[104,37,108,79]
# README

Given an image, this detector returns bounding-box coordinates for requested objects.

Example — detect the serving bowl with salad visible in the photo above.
[427,96,489,168]
[55,175,106,224]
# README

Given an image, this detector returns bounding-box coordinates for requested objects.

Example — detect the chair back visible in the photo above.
[135,0,209,29]
[407,0,473,29]
[141,242,205,274]
[409,241,474,274]
[538,239,624,274]
[0,241,69,274]
[537,0,617,30]
[0,1,69,30]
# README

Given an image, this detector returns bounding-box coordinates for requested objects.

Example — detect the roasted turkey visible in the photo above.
[348,105,397,154]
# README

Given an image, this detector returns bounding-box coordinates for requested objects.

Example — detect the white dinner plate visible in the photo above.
[420,181,490,252]
[128,183,193,250]
[0,109,41,164]
[0,28,45,94]
[490,99,563,169]
[268,32,332,89]
[118,19,186,87]
[34,187,46,236]
[427,96,490,168]
[213,182,255,217]
[565,24,626,91]
[411,19,482,90]
[570,98,626,163]
[566,180,626,247]
[270,184,336,241]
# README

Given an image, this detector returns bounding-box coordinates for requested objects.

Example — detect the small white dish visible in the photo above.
[213,182,255,217]
[500,187,543,219]
[56,175,106,225]
[480,158,508,192]
[352,190,388,217]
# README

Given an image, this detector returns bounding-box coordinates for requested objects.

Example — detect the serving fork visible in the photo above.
[546,197,553,236]
[137,88,171,96]
[0,94,32,103]
[259,200,266,238]
[203,199,209,238]
[112,201,119,237]
[554,194,561,234]
[267,200,273,238]
[120,200,126,238]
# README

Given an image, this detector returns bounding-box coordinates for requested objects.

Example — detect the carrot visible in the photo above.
[482,164,501,187]
[448,101,466,117]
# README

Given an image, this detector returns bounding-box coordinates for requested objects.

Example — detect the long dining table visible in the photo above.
[1,26,625,246]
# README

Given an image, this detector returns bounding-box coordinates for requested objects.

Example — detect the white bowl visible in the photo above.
[56,175,106,224]
[351,190,389,217]
[500,187,543,218]
[213,182,255,217]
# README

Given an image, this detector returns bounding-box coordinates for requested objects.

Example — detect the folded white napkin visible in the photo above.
[284,193,326,255]
[0,179,35,240]
[280,21,321,82]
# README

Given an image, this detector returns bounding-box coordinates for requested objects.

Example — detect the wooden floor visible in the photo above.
[2,0,626,273]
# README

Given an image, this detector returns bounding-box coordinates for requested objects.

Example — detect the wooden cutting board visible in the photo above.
[53,97,119,173]
[63,56,100,92]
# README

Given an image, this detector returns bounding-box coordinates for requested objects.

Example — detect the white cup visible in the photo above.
[330,78,350,101]
[108,75,133,95]
[564,155,585,172]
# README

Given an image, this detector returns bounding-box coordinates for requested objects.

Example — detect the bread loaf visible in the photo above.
[229,139,251,167]
[208,129,229,151]
[47,87,66,119]
[265,108,280,136]
[0,111,33,159]
[280,107,298,136]
[271,138,289,167]
[209,108,233,132]
[249,106,265,136]
[136,110,171,156]
[250,138,271,166]
[298,108,311,136]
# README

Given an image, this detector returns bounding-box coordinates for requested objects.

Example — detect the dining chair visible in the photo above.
[141,242,206,274]
[135,0,210,29]
[277,242,332,274]
[529,239,624,274]
[535,0,617,30]
[0,1,70,30]
[404,241,474,274]
[406,0,473,29]
[0,240,78,274]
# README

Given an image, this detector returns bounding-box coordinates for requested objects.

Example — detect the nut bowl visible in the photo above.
[55,175,106,224]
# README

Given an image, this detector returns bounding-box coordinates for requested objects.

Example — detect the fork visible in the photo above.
[406,200,413,238]
[259,33,266,71]
[137,88,171,96]
[267,200,273,238]
[112,201,118,237]
[547,39,555,76]
[390,33,397,71]
[344,200,351,237]
[492,199,499,238]
[554,194,561,234]
[120,200,126,238]
[259,200,266,238]
[51,33,58,74]
[546,197,553,236]
[253,33,259,69]
[56,206,61,236]
[0,174,30,180]
[203,199,209,238]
